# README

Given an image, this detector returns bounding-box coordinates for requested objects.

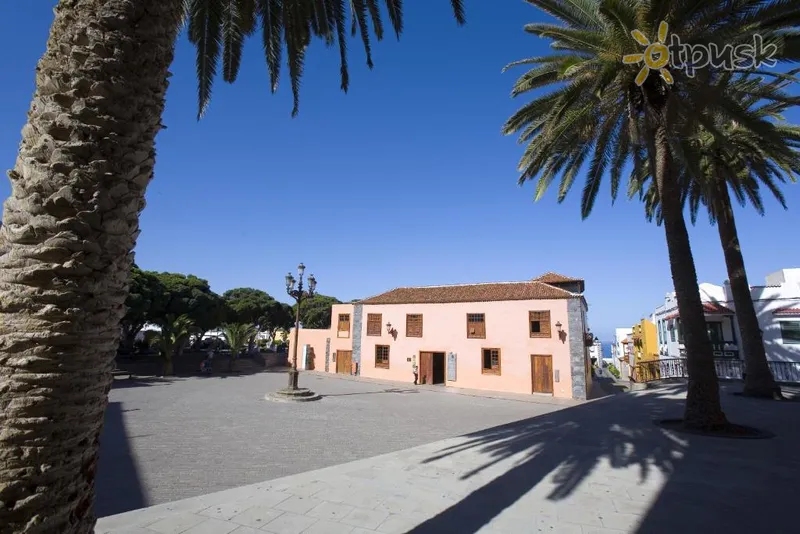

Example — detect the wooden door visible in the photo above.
[336,350,352,374]
[531,354,553,394]
[419,352,433,385]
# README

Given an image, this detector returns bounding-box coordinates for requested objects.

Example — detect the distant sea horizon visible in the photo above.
[601,341,613,358]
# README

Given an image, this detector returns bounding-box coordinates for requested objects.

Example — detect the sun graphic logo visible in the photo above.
[623,21,674,86]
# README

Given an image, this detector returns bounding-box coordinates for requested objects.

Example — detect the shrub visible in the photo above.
[607,364,621,379]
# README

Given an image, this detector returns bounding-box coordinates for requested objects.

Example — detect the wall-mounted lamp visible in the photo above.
[555,321,563,332]
[386,322,397,337]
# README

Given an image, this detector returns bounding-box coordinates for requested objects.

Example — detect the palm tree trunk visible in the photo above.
[0,1,183,532]
[713,180,781,398]
[643,85,727,429]
[163,355,175,376]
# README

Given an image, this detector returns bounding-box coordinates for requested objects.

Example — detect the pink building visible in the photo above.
[291,273,593,400]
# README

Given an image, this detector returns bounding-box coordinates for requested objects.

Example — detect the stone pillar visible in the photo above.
[568,298,588,400]
[352,304,363,376]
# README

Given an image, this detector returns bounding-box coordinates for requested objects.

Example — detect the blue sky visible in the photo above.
[1,1,798,341]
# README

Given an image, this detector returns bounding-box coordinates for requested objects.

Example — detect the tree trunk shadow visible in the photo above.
[95,402,147,517]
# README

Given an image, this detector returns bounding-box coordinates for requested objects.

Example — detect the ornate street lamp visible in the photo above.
[285,263,316,391]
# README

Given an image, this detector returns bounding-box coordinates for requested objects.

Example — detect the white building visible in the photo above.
[588,338,603,363]
[651,269,800,366]
[613,327,633,378]
[652,283,739,360]
[743,269,800,364]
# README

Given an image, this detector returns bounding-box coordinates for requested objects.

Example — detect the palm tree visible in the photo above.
[634,78,800,399]
[154,314,196,375]
[221,323,258,372]
[502,0,799,429]
[0,1,465,531]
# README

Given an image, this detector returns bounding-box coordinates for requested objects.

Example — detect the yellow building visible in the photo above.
[631,318,658,365]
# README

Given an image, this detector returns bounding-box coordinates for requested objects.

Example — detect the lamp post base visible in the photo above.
[266,368,321,402]
[267,387,321,402]
[287,368,300,390]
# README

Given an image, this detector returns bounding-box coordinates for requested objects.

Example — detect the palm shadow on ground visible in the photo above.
[95,402,147,517]
[408,379,799,534]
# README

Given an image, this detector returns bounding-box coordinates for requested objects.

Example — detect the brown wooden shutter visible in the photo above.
[467,313,486,338]
[367,313,382,336]
[481,348,501,374]
[338,314,350,332]
[406,314,423,337]
[375,345,390,368]
[529,311,551,338]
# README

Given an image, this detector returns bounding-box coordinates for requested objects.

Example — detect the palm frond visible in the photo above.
[221,0,250,83]
[187,0,465,116]
[524,0,601,29]
[351,0,375,69]
[257,0,284,92]
[189,0,224,118]
[384,0,403,38]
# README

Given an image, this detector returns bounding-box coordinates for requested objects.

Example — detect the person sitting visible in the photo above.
[200,353,213,374]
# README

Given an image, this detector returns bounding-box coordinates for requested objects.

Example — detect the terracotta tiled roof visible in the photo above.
[774,307,800,316]
[703,303,735,315]
[358,280,577,305]
[533,272,584,283]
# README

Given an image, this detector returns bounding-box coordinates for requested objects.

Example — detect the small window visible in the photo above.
[367,313,382,336]
[482,348,501,375]
[337,314,350,338]
[406,314,423,337]
[529,311,551,338]
[669,320,676,342]
[780,321,800,344]
[467,313,486,339]
[375,345,390,368]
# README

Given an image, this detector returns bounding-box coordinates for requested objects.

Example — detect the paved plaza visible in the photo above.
[97,370,575,517]
[97,373,800,534]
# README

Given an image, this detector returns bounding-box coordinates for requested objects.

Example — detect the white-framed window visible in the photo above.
[780,321,800,344]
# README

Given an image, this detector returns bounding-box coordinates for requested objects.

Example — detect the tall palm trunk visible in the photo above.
[0,1,183,532]
[643,83,727,429]
[713,179,781,398]
[163,350,175,376]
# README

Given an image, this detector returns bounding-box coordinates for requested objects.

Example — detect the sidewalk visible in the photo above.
[96,383,800,534]
[304,370,585,406]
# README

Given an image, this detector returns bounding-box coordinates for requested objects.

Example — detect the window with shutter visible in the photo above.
[337,314,350,338]
[481,348,501,375]
[467,313,486,339]
[406,314,423,337]
[367,313,382,336]
[529,311,551,338]
[375,345,390,368]
[780,321,800,344]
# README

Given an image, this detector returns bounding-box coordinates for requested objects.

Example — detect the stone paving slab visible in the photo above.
[97,382,800,533]
[97,370,576,517]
